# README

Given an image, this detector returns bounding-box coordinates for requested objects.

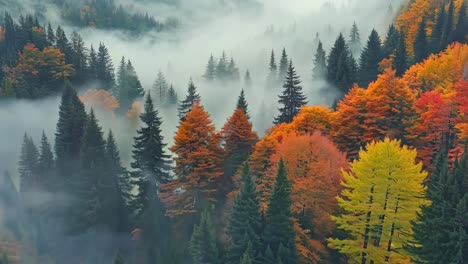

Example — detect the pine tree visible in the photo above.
[152,70,169,104]
[55,25,71,62]
[274,60,307,124]
[278,48,289,80]
[327,33,357,94]
[54,83,87,186]
[203,54,217,81]
[453,1,467,43]
[18,133,39,194]
[116,56,127,98]
[38,131,54,191]
[312,41,327,80]
[227,164,262,264]
[46,23,55,45]
[430,5,446,54]
[244,70,252,89]
[263,159,297,263]
[118,60,144,112]
[130,93,171,219]
[70,31,88,83]
[87,45,98,80]
[217,51,229,81]
[441,0,455,49]
[358,29,382,87]
[190,210,218,264]
[228,57,240,81]
[236,89,249,118]
[96,43,115,89]
[177,79,201,121]
[394,31,408,77]
[166,84,178,106]
[349,21,362,56]
[267,50,278,85]
[383,24,399,58]
[413,17,429,63]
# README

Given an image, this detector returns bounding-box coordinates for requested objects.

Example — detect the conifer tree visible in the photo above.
[96,43,115,89]
[441,0,455,49]
[244,70,252,89]
[430,5,446,54]
[349,21,362,56]
[394,31,408,77]
[267,50,278,85]
[236,89,249,118]
[166,84,178,106]
[274,60,307,124]
[46,23,55,45]
[203,54,217,81]
[55,26,71,62]
[228,57,240,81]
[178,79,201,121]
[453,1,467,43]
[263,159,297,263]
[38,131,54,190]
[162,102,223,216]
[117,60,144,112]
[18,133,39,194]
[87,45,98,80]
[312,41,327,80]
[413,17,429,63]
[116,56,127,98]
[190,210,218,264]
[358,29,382,87]
[70,31,88,83]
[217,51,229,81]
[383,24,399,58]
[130,93,171,219]
[152,70,169,104]
[278,48,289,80]
[227,164,262,264]
[327,33,357,94]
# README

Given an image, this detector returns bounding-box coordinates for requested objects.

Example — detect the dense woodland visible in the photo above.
[0,0,468,263]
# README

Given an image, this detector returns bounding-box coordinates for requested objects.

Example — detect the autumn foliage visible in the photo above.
[79,89,119,113]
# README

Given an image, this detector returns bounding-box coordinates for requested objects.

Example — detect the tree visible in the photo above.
[129,93,171,219]
[177,79,200,121]
[203,54,217,81]
[55,25,71,62]
[46,23,55,45]
[18,133,39,194]
[327,33,357,94]
[349,21,362,56]
[96,43,115,89]
[413,17,429,63]
[430,5,446,54]
[394,31,408,77]
[329,138,428,263]
[236,89,249,118]
[152,70,169,104]
[358,29,382,87]
[0,170,20,236]
[278,48,288,80]
[227,57,240,81]
[312,41,327,80]
[70,31,88,83]
[216,51,229,81]
[87,45,98,80]
[121,60,144,110]
[162,102,223,216]
[441,0,455,49]
[226,164,262,264]
[38,131,54,191]
[190,210,218,264]
[383,24,399,58]
[274,60,307,124]
[244,70,252,89]
[453,1,467,43]
[221,109,258,192]
[166,84,178,106]
[263,159,297,263]
[267,50,277,85]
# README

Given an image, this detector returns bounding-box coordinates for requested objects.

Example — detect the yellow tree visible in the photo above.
[329,138,428,264]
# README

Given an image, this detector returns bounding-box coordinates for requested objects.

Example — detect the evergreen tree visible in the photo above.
[383,24,399,58]
[263,159,297,263]
[152,70,169,104]
[226,164,262,264]
[216,51,229,81]
[327,33,357,94]
[441,0,455,49]
[244,70,252,89]
[87,45,98,80]
[236,89,249,118]
[394,31,408,77]
[96,43,115,89]
[453,1,467,43]
[274,60,307,124]
[166,84,178,106]
[278,48,289,80]
[358,29,382,87]
[312,40,327,80]
[203,54,217,81]
[70,31,88,83]
[413,17,429,63]
[118,60,144,112]
[55,25,71,62]
[177,79,201,121]
[2,13,17,65]
[430,5,446,54]
[18,133,39,194]
[190,210,218,264]
[46,23,55,45]
[115,56,127,98]
[38,131,54,191]
[349,21,362,56]
[227,57,240,81]
[267,50,278,85]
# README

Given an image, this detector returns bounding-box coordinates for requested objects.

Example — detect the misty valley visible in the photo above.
[0,0,467,263]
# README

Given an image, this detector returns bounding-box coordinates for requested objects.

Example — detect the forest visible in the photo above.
[0,0,467,263]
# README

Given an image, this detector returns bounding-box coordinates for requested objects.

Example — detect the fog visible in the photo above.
[0,0,404,183]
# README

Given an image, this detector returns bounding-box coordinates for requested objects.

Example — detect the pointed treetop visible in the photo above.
[236,89,250,119]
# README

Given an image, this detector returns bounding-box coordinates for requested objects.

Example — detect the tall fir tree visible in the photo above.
[441,0,455,49]
[117,60,144,112]
[267,50,278,85]
[226,164,262,264]
[312,40,327,80]
[38,131,54,191]
[327,33,357,94]
[263,159,297,263]
[87,45,98,80]
[278,48,289,81]
[453,1,467,43]
[236,89,250,119]
[274,60,307,124]
[190,210,218,264]
[18,133,39,194]
[70,31,88,84]
[55,25,71,62]
[166,84,178,106]
[152,70,169,104]
[358,29,382,87]
[383,24,399,58]
[244,70,252,89]
[217,51,229,81]
[203,54,217,81]
[178,79,201,121]
[227,57,240,81]
[115,56,127,99]
[413,17,429,63]
[46,23,56,46]
[349,21,362,56]
[96,43,115,89]
[430,4,446,54]
[394,31,408,77]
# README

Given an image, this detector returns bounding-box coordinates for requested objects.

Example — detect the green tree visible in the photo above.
[312,40,327,80]
[430,5,446,54]
[349,21,362,56]
[152,70,169,104]
[70,31,88,84]
[236,89,249,119]
[227,57,240,81]
[358,29,382,87]
[453,1,467,43]
[203,54,217,81]
[383,24,399,58]
[226,164,262,264]
[393,31,408,77]
[413,17,429,63]
[278,48,289,81]
[216,51,229,81]
[166,84,178,106]
[18,133,39,194]
[178,79,201,121]
[267,50,278,85]
[190,210,218,264]
[244,70,252,89]
[441,0,455,49]
[96,43,115,89]
[327,33,357,94]
[274,60,307,124]
[38,131,54,191]
[263,159,297,263]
